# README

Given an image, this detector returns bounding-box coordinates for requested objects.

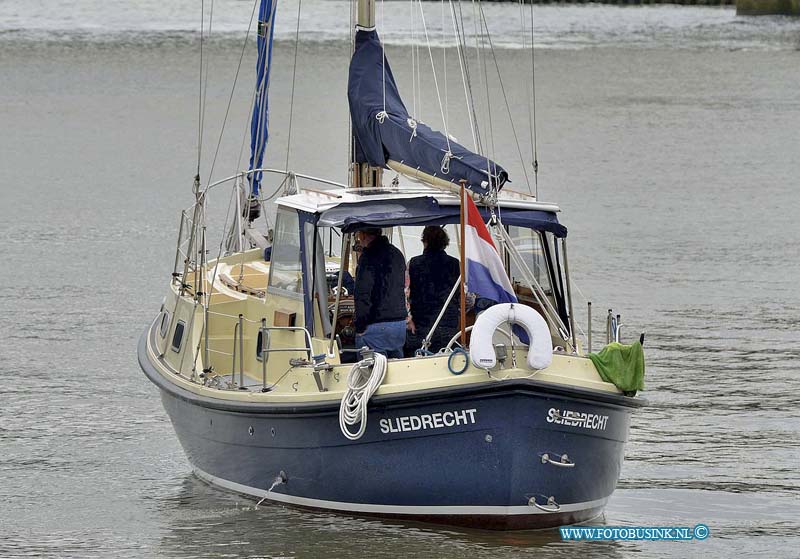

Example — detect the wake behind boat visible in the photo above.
[138,0,646,530]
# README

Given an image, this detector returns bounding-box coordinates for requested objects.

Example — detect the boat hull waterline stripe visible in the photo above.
[193,467,609,516]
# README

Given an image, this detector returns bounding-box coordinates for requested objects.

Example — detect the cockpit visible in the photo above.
[266,189,574,362]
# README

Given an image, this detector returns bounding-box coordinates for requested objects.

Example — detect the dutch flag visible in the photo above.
[464,195,517,304]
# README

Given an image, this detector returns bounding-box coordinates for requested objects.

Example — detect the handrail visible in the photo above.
[260,319,269,392]
[204,168,347,195]
[606,310,622,344]
[540,452,575,468]
[231,314,246,390]
[259,325,314,361]
[231,320,239,387]
[172,211,186,280]
[529,495,561,513]
[238,314,245,388]
[587,301,592,352]
[226,318,314,392]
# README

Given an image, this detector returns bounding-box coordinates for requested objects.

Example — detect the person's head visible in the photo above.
[421,225,449,251]
[356,227,382,249]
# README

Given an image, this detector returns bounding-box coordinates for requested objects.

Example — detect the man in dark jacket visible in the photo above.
[405,226,461,356]
[354,228,408,358]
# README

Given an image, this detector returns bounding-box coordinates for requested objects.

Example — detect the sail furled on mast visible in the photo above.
[348,29,507,196]
[248,0,278,197]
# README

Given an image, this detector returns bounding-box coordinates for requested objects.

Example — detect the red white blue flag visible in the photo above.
[464,195,517,303]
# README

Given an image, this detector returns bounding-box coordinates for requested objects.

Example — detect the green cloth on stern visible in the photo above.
[588,341,645,394]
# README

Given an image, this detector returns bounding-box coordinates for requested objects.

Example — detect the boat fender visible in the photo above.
[469,303,552,371]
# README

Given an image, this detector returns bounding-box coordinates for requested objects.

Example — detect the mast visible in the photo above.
[352,0,383,189]
[357,0,375,29]
[246,0,278,214]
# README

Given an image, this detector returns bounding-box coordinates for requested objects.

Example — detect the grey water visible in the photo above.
[1,1,799,557]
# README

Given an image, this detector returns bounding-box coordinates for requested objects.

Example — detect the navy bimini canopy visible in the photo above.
[317,197,567,238]
[348,29,508,197]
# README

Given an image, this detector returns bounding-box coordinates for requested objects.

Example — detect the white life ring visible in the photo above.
[469,303,553,371]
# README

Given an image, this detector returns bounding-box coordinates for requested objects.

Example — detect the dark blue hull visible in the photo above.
[140,329,643,530]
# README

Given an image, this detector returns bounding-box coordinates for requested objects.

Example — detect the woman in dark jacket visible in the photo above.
[405,226,461,356]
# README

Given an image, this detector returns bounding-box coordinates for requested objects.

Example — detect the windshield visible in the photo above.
[268,208,303,294]
[508,226,552,294]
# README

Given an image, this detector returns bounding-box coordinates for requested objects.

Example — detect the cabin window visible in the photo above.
[391,224,460,261]
[508,226,553,294]
[318,226,344,293]
[322,226,342,258]
[305,222,333,337]
[159,311,171,338]
[171,320,186,353]
[268,209,303,295]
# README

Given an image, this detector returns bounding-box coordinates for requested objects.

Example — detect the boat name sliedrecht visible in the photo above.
[380,409,478,434]
[547,408,609,431]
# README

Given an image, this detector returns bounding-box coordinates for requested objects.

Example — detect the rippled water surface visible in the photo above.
[3,0,800,50]
[1,2,799,557]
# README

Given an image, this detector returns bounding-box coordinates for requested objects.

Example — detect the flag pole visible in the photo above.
[459,180,467,347]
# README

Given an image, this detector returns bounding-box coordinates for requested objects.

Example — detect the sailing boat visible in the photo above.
[138,0,645,530]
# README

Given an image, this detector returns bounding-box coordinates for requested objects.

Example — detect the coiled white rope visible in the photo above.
[338,352,387,440]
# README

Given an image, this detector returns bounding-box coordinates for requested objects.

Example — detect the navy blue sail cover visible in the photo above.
[248,0,278,197]
[348,29,508,196]
[317,197,566,237]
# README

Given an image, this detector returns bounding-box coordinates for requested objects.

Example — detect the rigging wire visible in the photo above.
[528,0,540,199]
[410,0,418,118]
[348,0,356,183]
[441,0,449,132]
[198,0,215,179]
[205,0,260,193]
[235,4,262,174]
[450,0,481,155]
[197,0,204,178]
[237,86,259,172]
[190,181,236,371]
[416,0,452,158]
[470,0,495,188]
[518,0,538,197]
[477,1,531,193]
[417,19,423,119]
[472,0,494,164]
[380,0,387,118]
[285,0,304,172]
